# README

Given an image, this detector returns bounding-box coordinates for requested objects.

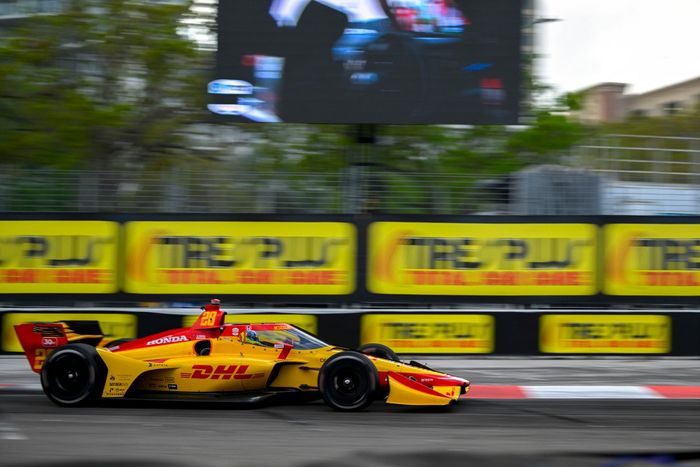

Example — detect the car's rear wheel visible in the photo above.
[318,351,378,411]
[41,343,106,407]
[357,343,400,362]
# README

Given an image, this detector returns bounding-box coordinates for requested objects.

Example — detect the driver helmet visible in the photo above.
[247,329,260,343]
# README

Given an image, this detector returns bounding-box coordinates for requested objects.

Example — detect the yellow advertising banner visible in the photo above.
[2,313,137,352]
[605,224,700,296]
[361,314,494,353]
[539,314,671,354]
[368,222,597,295]
[183,314,317,334]
[124,222,356,294]
[0,221,119,293]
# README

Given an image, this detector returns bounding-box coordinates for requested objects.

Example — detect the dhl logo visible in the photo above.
[182,364,264,380]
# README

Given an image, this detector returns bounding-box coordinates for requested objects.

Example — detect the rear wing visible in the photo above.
[14,321,103,373]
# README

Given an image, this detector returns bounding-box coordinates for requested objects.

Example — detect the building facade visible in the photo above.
[576,76,700,123]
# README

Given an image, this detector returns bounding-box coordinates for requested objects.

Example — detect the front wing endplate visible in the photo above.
[385,371,452,406]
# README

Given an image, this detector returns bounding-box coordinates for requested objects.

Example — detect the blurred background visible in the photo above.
[0,0,698,216]
[3,3,700,467]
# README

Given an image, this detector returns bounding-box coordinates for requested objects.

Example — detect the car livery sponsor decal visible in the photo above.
[32,325,64,337]
[180,364,264,380]
[146,335,188,346]
[33,349,47,371]
[41,337,58,348]
[104,374,133,397]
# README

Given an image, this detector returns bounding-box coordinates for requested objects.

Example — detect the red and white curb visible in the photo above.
[465,385,700,399]
[2,383,700,399]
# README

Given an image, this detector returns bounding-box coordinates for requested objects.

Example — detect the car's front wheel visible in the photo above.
[318,351,379,411]
[41,343,106,407]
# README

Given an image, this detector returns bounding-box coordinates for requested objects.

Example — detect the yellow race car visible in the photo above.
[15,300,470,411]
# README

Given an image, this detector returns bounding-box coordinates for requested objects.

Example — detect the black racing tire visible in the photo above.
[318,351,379,411]
[357,343,400,362]
[41,343,106,407]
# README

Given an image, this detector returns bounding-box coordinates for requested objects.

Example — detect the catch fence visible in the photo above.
[2,135,700,215]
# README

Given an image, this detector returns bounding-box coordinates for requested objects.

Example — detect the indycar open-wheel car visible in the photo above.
[15,300,470,411]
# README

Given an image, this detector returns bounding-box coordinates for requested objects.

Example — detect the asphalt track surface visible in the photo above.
[2,357,700,467]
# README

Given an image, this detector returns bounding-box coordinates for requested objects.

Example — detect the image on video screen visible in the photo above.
[210,0,523,124]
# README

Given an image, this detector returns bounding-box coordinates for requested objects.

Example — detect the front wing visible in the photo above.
[386,371,466,405]
[370,358,470,406]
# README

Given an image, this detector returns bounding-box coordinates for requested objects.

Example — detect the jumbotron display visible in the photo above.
[210,0,523,124]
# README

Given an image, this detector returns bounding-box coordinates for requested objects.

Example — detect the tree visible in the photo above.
[0,0,207,170]
[505,110,589,166]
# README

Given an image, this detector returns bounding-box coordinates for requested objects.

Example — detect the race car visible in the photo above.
[14,300,470,411]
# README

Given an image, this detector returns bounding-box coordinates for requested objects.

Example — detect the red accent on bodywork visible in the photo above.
[422,373,469,387]
[378,371,390,388]
[379,371,469,389]
[187,328,220,340]
[14,323,69,373]
[192,304,226,330]
[277,343,292,360]
[111,328,190,351]
[388,371,451,399]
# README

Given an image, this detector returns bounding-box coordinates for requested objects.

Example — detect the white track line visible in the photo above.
[522,385,662,399]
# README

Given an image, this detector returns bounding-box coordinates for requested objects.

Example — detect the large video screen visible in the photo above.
[210,0,523,124]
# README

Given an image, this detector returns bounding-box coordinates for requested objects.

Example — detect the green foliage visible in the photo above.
[558,92,585,112]
[0,0,207,169]
[506,111,589,165]
[603,106,700,138]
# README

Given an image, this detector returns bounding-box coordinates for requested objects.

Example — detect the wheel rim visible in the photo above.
[47,352,90,402]
[329,363,368,407]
